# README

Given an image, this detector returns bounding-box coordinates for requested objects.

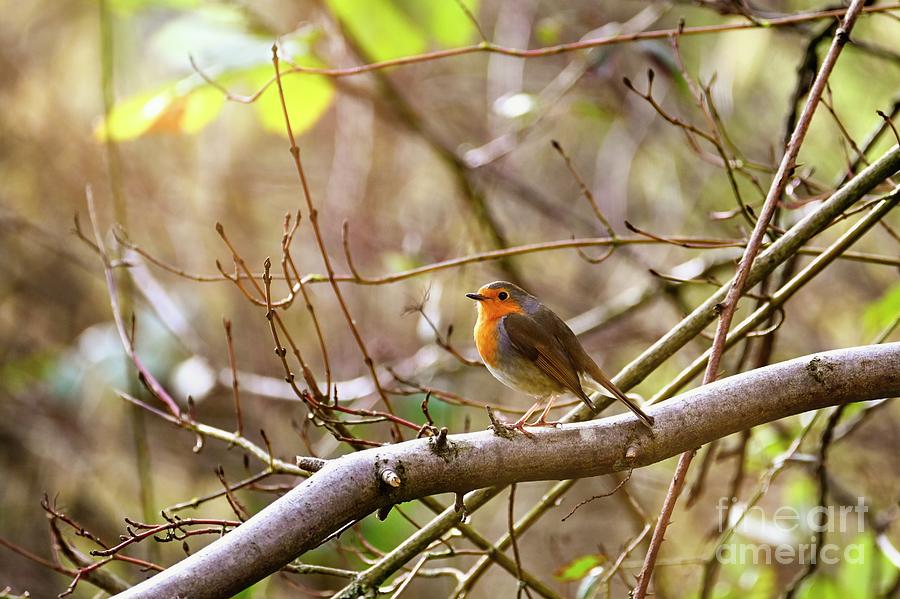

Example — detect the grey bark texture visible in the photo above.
[117,343,900,599]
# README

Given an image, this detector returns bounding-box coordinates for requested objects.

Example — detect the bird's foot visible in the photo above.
[486,406,536,438]
[500,419,535,438]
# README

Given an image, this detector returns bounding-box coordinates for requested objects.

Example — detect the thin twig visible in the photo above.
[165,469,275,513]
[271,45,402,435]
[633,4,868,594]
[213,5,899,91]
[82,187,181,418]
[782,405,847,598]
[115,390,308,476]
[507,484,534,599]
[561,470,633,522]
[222,318,244,436]
[451,0,487,42]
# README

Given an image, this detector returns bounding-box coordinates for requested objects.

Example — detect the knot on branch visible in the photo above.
[296,456,327,472]
[805,356,837,386]
[428,427,459,462]
[834,27,850,45]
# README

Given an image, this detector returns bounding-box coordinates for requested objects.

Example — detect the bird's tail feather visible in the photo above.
[576,390,596,412]
[584,367,654,429]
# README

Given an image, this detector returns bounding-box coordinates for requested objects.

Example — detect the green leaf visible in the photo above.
[836,534,895,596]
[97,14,333,141]
[95,88,171,141]
[179,85,226,134]
[94,78,225,141]
[248,59,334,137]
[326,0,427,61]
[397,0,479,47]
[794,575,841,599]
[863,283,900,337]
[554,553,606,581]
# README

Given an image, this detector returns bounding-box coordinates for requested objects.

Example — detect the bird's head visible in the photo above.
[466,281,537,320]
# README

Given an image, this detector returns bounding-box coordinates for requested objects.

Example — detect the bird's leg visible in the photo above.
[510,401,540,430]
[530,396,562,427]
[489,401,541,437]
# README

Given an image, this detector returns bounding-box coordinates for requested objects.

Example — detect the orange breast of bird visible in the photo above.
[474,317,501,367]
[473,301,525,368]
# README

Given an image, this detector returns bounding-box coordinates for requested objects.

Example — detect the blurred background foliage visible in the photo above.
[0,0,898,597]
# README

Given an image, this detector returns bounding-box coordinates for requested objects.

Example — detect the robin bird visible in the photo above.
[467,281,654,431]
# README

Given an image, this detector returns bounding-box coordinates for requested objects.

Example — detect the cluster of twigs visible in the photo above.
[3,1,899,597]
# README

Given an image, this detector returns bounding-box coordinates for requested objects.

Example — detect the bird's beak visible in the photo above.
[466,292,487,301]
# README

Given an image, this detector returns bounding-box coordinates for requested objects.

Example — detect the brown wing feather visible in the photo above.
[502,313,595,410]
[541,308,655,428]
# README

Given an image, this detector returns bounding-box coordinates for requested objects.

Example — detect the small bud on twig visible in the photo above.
[380,468,401,488]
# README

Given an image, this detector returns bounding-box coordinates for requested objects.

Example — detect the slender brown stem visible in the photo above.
[223,318,244,436]
[83,188,181,418]
[223,5,899,94]
[633,3,867,595]
[271,46,401,433]
[0,536,74,576]
[507,484,534,599]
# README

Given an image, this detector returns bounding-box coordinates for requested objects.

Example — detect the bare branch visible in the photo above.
[635,3,870,591]
[115,344,900,599]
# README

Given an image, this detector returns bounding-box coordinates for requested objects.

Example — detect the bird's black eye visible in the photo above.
[497,291,508,301]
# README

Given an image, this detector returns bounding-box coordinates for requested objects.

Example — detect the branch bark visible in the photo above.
[116,343,900,599]
[316,145,900,592]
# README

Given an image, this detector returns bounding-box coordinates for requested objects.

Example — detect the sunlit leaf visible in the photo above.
[794,575,841,599]
[248,59,334,137]
[714,559,777,599]
[326,0,426,61]
[95,87,174,141]
[554,553,606,581]
[397,0,479,47]
[94,79,225,141]
[96,10,334,141]
[725,565,775,598]
[180,85,226,133]
[836,534,895,596]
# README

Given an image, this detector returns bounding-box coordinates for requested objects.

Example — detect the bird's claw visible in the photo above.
[502,419,536,438]
[486,406,536,438]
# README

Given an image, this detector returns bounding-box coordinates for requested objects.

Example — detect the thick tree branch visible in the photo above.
[308,144,900,594]
[116,344,900,599]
